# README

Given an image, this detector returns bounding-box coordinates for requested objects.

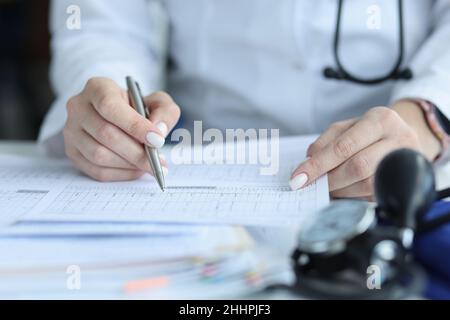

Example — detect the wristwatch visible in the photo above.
[410,99,450,165]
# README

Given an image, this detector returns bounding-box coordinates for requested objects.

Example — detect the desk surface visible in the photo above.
[0,141,44,157]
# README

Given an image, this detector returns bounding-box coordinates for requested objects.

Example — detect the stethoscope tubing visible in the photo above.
[324,0,412,85]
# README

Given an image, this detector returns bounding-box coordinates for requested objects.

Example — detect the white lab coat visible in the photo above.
[40,0,450,157]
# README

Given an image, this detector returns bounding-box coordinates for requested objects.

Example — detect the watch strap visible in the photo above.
[411,99,450,165]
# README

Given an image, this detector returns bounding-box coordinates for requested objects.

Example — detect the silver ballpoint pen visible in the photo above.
[126,76,165,191]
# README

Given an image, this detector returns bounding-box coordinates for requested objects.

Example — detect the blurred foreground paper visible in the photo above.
[0,226,293,299]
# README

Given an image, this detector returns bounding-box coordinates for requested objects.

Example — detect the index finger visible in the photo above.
[289,115,384,190]
[87,79,166,148]
[306,119,357,156]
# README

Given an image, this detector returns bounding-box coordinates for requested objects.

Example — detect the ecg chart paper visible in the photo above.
[0,156,73,226]
[20,136,330,227]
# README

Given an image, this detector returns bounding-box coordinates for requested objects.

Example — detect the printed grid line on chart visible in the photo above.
[0,161,73,225]
[166,165,289,185]
[0,190,49,222]
[0,166,68,181]
[42,183,319,226]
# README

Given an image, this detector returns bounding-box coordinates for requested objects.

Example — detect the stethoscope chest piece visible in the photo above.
[291,200,423,299]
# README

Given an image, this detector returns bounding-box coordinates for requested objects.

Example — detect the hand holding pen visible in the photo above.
[63,77,180,183]
[127,76,167,190]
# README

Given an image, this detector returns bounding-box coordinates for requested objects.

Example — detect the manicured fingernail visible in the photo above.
[289,173,308,191]
[146,132,165,148]
[162,166,169,176]
[156,122,168,137]
[159,153,166,161]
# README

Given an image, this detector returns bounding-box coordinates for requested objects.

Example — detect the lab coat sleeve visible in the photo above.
[390,0,450,121]
[38,0,167,157]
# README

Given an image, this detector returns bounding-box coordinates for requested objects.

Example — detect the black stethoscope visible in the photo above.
[324,0,413,85]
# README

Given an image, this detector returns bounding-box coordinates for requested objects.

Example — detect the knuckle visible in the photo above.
[66,96,78,116]
[331,121,346,130]
[86,77,98,86]
[373,107,399,125]
[308,157,324,175]
[368,106,388,116]
[93,169,110,182]
[92,146,110,165]
[86,77,107,90]
[97,95,116,115]
[153,90,171,100]
[86,77,117,98]
[349,155,372,179]
[308,141,322,154]
[127,116,144,137]
[97,123,115,143]
[333,138,355,158]
[382,110,398,125]
[85,77,101,92]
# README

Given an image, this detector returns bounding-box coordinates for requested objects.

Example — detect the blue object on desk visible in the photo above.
[414,201,450,299]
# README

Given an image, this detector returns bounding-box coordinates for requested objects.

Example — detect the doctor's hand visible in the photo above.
[63,77,180,181]
[289,103,441,200]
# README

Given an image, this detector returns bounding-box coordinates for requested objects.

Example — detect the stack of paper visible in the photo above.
[0,226,293,299]
[0,136,328,298]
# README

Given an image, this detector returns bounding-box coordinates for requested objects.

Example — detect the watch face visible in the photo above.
[297,200,376,254]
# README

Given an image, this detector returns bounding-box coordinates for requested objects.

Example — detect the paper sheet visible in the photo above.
[0,226,252,272]
[0,221,212,237]
[2,136,329,227]
[0,157,73,226]
[0,248,291,299]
